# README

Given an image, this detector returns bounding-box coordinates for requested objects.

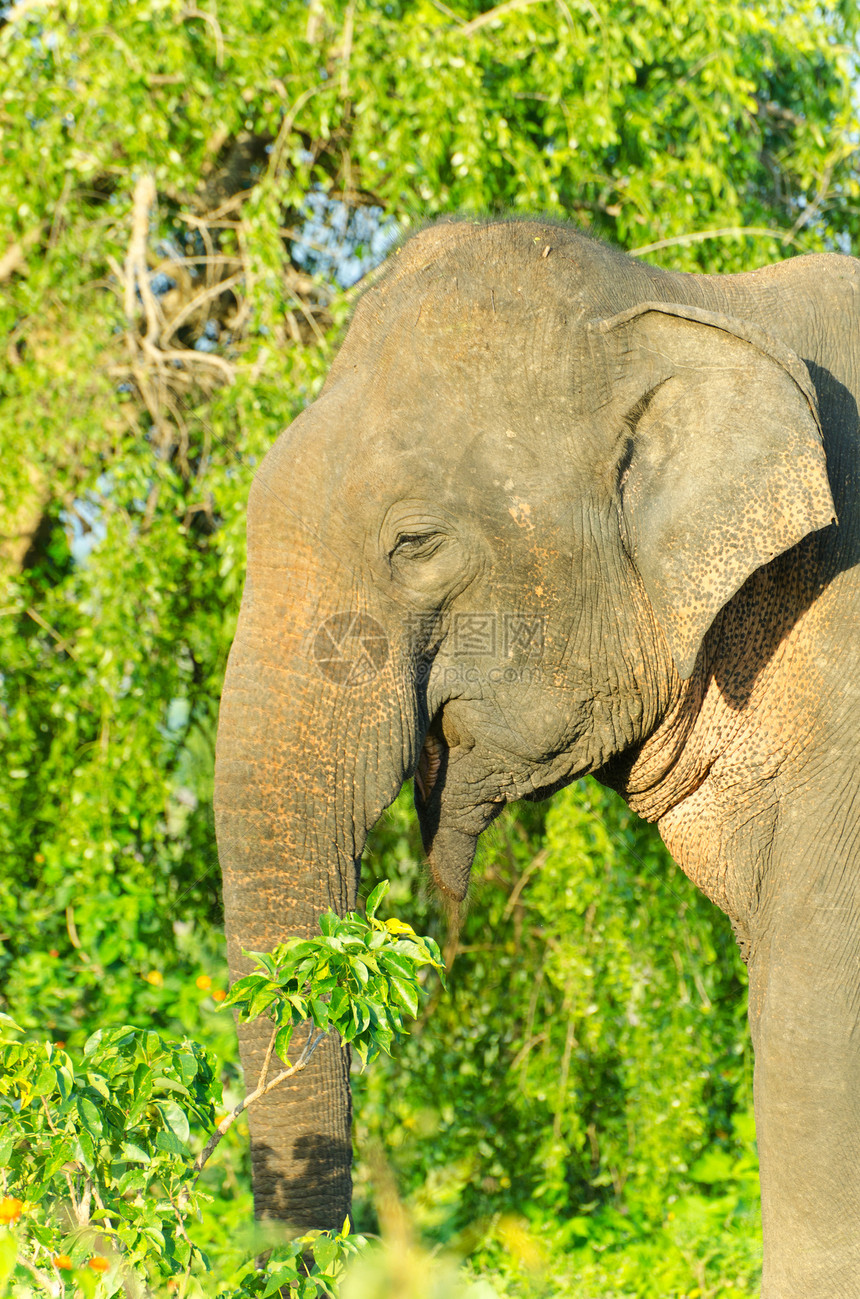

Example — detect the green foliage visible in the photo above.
[0,1017,218,1291]
[356,783,755,1291]
[225,884,445,1068]
[216,1222,364,1299]
[0,894,440,1296]
[2,0,858,1050]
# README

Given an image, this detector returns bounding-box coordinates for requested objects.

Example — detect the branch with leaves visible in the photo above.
[0,885,443,1298]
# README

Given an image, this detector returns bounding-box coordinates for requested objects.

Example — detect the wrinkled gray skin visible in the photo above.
[214,219,860,1297]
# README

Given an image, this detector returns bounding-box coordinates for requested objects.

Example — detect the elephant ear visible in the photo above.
[588,301,836,679]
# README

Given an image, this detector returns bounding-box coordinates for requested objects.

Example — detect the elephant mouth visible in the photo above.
[413,712,506,902]
[414,727,445,803]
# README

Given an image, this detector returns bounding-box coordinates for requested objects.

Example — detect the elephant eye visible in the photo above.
[391,531,444,559]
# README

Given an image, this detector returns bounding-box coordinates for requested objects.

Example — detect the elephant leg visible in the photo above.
[749,815,860,1297]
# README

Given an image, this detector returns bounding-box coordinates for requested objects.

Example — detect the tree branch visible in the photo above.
[629,225,799,256]
[190,1027,327,1182]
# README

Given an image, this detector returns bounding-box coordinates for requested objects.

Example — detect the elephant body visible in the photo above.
[214,220,860,1297]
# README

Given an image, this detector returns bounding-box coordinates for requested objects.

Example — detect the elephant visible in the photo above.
[214,217,860,1298]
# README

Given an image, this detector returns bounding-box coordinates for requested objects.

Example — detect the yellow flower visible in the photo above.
[88,1256,109,1273]
[52,1255,72,1270]
[145,970,163,986]
[212,988,226,1002]
[0,1197,23,1223]
[195,974,212,991]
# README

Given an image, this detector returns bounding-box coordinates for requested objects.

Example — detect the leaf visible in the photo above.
[327,987,349,1022]
[312,1234,339,1270]
[76,1094,104,1138]
[243,984,278,1021]
[85,1071,111,1102]
[155,1128,189,1157]
[352,1036,372,1068]
[365,879,389,921]
[0,1232,17,1286]
[176,1052,199,1086]
[309,997,330,1030]
[83,1028,104,1056]
[246,949,279,977]
[42,1135,76,1179]
[274,1024,294,1063]
[157,1099,190,1144]
[389,975,419,1019]
[0,1012,23,1037]
[153,1075,191,1100]
[31,1061,57,1098]
[0,1131,14,1166]
[121,1141,152,1164]
[378,949,416,977]
[351,1001,370,1034]
[76,1128,95,1170]
[383,916,416,936]
[263,1265,300,1296]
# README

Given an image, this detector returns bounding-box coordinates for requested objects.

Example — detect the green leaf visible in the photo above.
[312,1234,339,1271]
[153,1075,192,1100]
[85,1071,111,1102]
[76,1094,104,1137]
[77,1128,95,1170]
[352,1001,370,1034]
[155,1128,189,1157]
[353,1037,372,1068]
[365,879,389,921]
[176,1052,199,1086]
[327,987,349,1022]
[0,1233,17,1286]
[246,949,279,977]
[83,1029,104,1056]
[31,1061,57,1097]
[0,1012,23,1038]
[274,1024,294,1063]
[389,975,419,1019]
[309,996,330,1030]
[157,1099,190,1145]
[263,1265,300,1296]
[379,949,415,977]
[0,1131,14,1166]
[121,1141,153,1164]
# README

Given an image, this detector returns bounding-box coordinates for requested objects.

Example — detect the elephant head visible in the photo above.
[213,219,834,1229]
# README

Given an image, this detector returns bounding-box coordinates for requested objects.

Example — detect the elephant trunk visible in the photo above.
[214,549,405,1229]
